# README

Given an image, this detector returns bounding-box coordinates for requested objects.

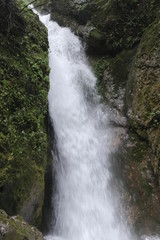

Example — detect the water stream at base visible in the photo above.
[32,9,160,240]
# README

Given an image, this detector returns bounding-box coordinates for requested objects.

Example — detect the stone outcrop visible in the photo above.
[44,0,159,53]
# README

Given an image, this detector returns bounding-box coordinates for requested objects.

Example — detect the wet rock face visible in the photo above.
[47,0,97,51]
[123,132,160,235]
[92,15,160,232]
[122,18,160,234]
[127,19,160,158]
[47,0,159,53]
[50,0,94,24]
[93,49,136,127]
[0,210,43,240]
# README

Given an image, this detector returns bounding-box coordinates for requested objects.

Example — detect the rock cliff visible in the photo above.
[0,0,49,227]
[47,0,159,53]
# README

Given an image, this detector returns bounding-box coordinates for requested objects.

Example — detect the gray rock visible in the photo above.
[0,210,43,240]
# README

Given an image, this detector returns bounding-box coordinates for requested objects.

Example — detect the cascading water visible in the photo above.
[32,8,160,240]
[39,14,134,240]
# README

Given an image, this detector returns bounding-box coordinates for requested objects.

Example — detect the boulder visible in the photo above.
[0,210,43,240]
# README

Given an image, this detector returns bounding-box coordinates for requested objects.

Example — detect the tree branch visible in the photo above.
[20,0,38,13]
[20,0,51,15]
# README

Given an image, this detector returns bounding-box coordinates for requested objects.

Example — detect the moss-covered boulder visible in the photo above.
[0,209,43,240]
[0,1,49,226]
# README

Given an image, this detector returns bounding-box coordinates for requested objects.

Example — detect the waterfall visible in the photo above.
[32,8,160,240]
[40,13,133,240]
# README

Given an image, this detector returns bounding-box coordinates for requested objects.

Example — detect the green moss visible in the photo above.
[91,0,160,52]
[128,132,149,163]
[124,17,160,231]
[0,209,43,239]
[137,18,160,55]
[128,19,160,146]
[93,0,113,9]
[0,1,49,225]
[94,58,109,81]
[94,49,136,99]
[90,29,105,41]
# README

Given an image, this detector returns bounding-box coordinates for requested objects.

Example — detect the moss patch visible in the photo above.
[0,209,43,239]
[123,16,160,234]
[0,1,49,226]
[93,49,136,100]
[128,18,160,154]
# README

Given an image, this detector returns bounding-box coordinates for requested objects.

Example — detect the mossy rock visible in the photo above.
[122,131,160,235]
[92,0,160,51]
[44,0,160,53]
[0,1,49,226]
[88,29,106,50]
[0,209,43,239]
[92,24,160,232]
[127,18,160,156]
[90,29,105,41]
[93,48,136,111]
[123,17,160,234]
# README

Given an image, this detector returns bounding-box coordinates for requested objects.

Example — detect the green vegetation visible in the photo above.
[90,29,105,42]
[93,58,109,99]
[93,17,160,230]
[128,19,160,151]
[0,1,49,226]
[94,58,109,81]
[150,111,160,128]
[94,49,136,100]
[91,0,159,52]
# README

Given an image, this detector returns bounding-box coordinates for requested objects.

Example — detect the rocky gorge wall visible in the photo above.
[40,0,160,235]
[45,0,159,53]
[0,0,49,232]
[0,0,159,238]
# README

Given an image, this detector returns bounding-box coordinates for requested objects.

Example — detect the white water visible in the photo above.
[32,9,160,240]
[40,13,133,240]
